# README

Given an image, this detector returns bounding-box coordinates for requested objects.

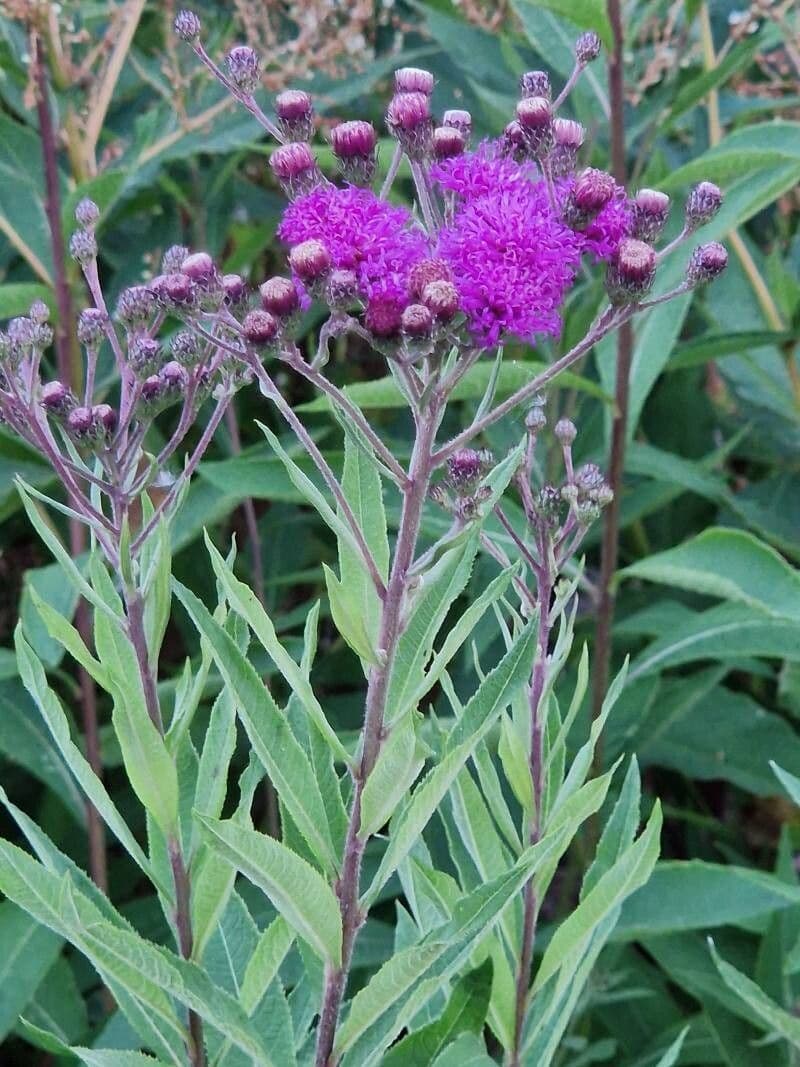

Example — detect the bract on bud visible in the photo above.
[174,9,201,41]
[606,238,657,304]
[275,89,314,141]
[75,198,100,228]
[289,240,331,284]
[330,121,377,184]
[226,45,261,94]
[394,67,435,95]
[242,309,280,347]
[631,188,670,242]
[433,126,465,160]
[575,31,601,64]
[685,181,723,229]
[686,242,728,286]
[421,280,459,321]
[520,70,551,100]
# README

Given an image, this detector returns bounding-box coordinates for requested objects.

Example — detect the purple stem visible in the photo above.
[314,403,442,1067]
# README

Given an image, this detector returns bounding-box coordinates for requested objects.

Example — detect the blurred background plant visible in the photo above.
[0,1,799,1064]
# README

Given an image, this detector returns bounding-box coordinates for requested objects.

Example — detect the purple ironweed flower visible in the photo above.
[687,242,728,285]
[685,181,722,229]
[394,67,435,95]
[520,70,552,100]
[226,45,261,94]
[260,276,300,317]
[365,295,404,339]
[330,121,378,184]
[631,188,670,242]
[433,143,536,201]
[275,89,314,141]
[279,185,429,307]
[606,238,657,304]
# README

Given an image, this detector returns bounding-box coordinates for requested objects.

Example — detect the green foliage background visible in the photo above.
[0,1,799,1063]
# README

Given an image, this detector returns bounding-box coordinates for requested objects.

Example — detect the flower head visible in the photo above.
[279,185,429,307]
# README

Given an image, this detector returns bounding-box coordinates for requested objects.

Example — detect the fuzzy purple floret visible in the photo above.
[431,143,630,344]
[278,185,430,309]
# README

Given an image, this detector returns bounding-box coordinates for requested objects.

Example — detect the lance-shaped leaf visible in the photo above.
[197,815,342,965]
[174,580,338,874]
[360,712,427,838]
[710,942,800,1048]
[364,621,537,906]
[204,533,349,764]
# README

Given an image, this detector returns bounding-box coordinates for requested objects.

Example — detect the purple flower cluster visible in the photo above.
[278,185,430,313]
[430,143,630,345]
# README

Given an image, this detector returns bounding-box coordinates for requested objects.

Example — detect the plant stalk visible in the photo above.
[592,0,631,728]
[314,404,441,1067]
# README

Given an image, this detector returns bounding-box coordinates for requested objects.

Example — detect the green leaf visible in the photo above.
[361,712,425,838]
[13,628,158,887]
[337,830,570,1064]
[337,430,390,652]
[431,1033,495,1066]
[616,861,800,939]
[0,283,52,319]
[513,0,611,47]
[72,1053,173,1067]
[205,534,349,764]
[324,562,380,665]
[381,959,493,1066]
[772,762,800,804]
[534,802,662,992]
[0,901,63,1042]
[364,620,537,905]
[386,529,480,725]
[620,528,800,622]
[197,815,342,965]
[653,1026,690,1067]
[174,579,338,873]
[710,942,800,1048]
[240,917,295,1015]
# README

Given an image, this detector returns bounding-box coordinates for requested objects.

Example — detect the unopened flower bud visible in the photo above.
[159,360,188,392]
[75,198,100,228]
[140,374,163,406]
[330,120,377,184]
[443,109,472,140]
[226,45,261,94]
[686,241,728,286]
[551,118,584,178]
[181,251,215,282]
[394,67,434,95]
[29,299,49,324]
[631,188,671,242]
[515,96,553,157]
[520,70,552,100]
[606,238,657,304]
[386,92,432,159]
[129,336,162,374]
[116,285,155,327]
[270,142,320,196]
[433,126,465,160]
[526,405,547,433]
[565,167,617,228]
[170,330,201,366]
[162,244,190,273]
[242,309,279,347]
[365,296,403,339]
[502,120,527,159]
[289,239,331,284]
[174,9,200,42]
[685,181,722,229]
[447,448,485,492]
[554,417,577,444]
[69,228,97,264]
[92,403,117,438]
[575,31,601,64]
[408,258,454,299]
[326,269,359,309]
[67,405,94,440]
[222,273,247,305]
[260,276,300,317]
[77,308,107,348]
[151,272,195,307]
[275,89,314,141]
[401,302,434,337]
[421,280,459,321]
[41,381,76,419]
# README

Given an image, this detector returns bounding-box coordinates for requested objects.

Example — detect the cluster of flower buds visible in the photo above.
[386,67,437,160]
[431,448,494,522]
